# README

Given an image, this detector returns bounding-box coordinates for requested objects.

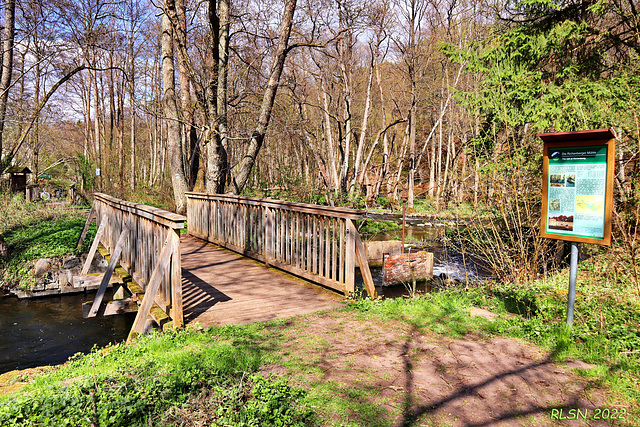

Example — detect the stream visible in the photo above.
[0,291,135,374]
[360,216,493,297]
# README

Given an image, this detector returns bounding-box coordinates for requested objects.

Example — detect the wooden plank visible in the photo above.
[318,218,324,276]
[76,203,96,250]
[265,207,273,265]
[332,218,337,281]
[81,215,108,275]
[312,216,318,274]
[86,218,132,318]
[306,215,311,271]
[94,193,185,229]
[350,220,377,299]
[186,232,346,293]
[83,298,138,317]
[325,218,330,278]
[128,234,174,340]
[339,219,345,284]
[295,212,300,268]
[345,219,355,294]
[185,192,364,220]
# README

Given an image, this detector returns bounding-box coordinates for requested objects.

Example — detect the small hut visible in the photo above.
[6,166,32,193]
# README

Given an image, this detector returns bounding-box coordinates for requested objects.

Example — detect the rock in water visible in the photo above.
[63,256,80,269]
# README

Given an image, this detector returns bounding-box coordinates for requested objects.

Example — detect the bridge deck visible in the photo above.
[180,235,343,327]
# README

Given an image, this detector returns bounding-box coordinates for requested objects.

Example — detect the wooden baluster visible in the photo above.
[332,218,337,281]
[311,216,317,274]
[325,218,330,278]
[171,228,183,327]
[305,215,310,271]
[318,218,324,276]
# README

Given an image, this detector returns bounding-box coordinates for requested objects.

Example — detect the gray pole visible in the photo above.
[566,242,579,325]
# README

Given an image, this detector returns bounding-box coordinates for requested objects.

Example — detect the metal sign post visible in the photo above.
[538,129,616,327]
[566,242,579,325]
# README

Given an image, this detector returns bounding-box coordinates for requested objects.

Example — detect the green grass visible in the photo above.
[367,198,489,219]
[1,288,638,425]
[0,326,315,426]
[1,195,638,425]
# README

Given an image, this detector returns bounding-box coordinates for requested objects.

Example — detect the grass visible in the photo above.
[1,288,638,425]
[0,325,315,426]
[367,198,489,219]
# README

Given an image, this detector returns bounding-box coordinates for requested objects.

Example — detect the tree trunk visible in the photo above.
[162,6,188,213]
[0,0,15,166]
[232,0,297,194]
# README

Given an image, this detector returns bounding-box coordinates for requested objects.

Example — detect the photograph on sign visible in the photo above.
[545,145,608,240]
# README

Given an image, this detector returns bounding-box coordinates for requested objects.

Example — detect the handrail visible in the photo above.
[79,193,186,339]
[186,192,376,298]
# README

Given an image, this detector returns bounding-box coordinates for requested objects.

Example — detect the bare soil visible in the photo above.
[264,309,625,427]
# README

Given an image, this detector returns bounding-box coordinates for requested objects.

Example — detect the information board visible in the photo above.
[539,130,615,245]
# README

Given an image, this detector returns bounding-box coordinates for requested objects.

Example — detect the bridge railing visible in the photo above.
[186,193,376,297]
[79,193,186,337]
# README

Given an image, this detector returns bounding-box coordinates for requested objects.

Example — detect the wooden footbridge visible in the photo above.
[77,193,376,340]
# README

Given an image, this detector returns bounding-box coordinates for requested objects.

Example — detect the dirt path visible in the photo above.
[265,310,621,427]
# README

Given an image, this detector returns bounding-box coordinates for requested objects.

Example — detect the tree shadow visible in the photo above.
[396,318,627,427]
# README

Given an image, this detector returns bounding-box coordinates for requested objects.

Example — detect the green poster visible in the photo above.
[546,146,608,239]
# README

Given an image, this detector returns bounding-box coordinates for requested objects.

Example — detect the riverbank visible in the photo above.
[0,194,94,292]
[0,291,637,426]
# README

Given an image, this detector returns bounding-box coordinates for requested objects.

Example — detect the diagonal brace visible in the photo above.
[86,218,132,318]
[81,215,108,276]
[128,234,175,340]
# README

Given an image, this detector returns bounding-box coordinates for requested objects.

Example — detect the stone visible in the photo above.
[58,271,72,287]
[34,258,51,279]
[62,256,80,269]
[30,283,45,292]
[365,241,403,267]
[45,282,60,291]
[0,236,10,258]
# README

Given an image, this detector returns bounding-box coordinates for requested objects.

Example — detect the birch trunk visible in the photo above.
[232,0,297,193]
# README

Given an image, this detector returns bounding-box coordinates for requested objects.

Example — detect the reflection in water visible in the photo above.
[0,292,135,374]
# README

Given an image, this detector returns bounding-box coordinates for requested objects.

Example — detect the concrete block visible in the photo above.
[365,240,403,266]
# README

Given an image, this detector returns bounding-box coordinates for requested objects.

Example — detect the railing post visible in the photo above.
[265,206,274,266]
[171,228,183,328]
[345,218,356,294]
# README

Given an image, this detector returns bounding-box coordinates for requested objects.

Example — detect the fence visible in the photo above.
[186,193,376,297]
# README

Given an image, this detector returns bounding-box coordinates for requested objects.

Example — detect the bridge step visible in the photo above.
[90,244,171,329]
[82,298,138,317]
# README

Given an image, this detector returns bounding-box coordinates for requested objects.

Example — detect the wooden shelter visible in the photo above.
[5,166,32,193]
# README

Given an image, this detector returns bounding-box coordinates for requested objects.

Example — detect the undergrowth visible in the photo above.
[0,327,314,427]
[0,194,94,288]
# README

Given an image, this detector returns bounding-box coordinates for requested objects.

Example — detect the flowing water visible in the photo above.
[0,291,135,374]
[359,217,493,297]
